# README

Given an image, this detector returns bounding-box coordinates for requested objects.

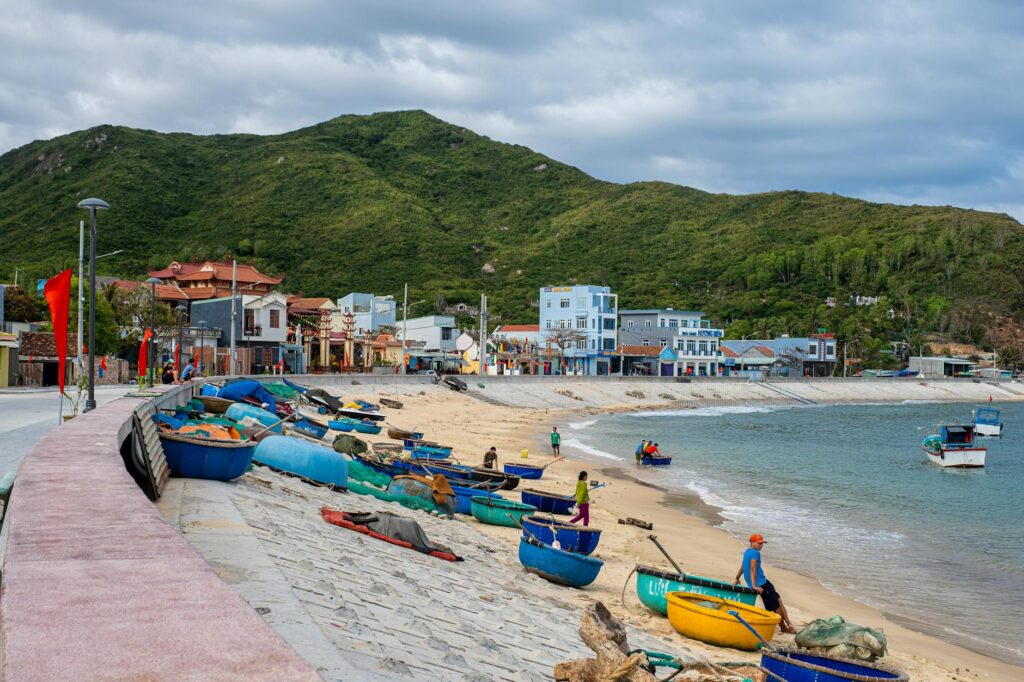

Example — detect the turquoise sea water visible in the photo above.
[560,401,1024,665]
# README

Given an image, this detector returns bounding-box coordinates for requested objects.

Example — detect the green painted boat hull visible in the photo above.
[636,566,757,616]
[470,496,537,528]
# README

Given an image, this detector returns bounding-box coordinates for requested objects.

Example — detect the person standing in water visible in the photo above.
[550,426,561,456]
[734,533,798,634]
[569,471,590,526]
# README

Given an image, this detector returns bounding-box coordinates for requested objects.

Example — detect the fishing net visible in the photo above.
[348,461,392,488]
[794,615,888,661]
[333,434,368,455]
[345,462,450,515]
[263,382,301,400]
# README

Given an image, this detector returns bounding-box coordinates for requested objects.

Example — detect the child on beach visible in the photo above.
[569,471,590,526]
[734,533,798,634]
[550,427,561,456]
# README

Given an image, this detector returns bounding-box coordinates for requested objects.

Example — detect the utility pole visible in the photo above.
[401,283,409,375]
[478,294,488,377]
[229,259,237,376]
[843,342,848,377]
[77,220,85,376]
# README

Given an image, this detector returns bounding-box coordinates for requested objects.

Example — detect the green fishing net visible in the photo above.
[794,615,888,661]
[345,461,447,515]
[263,382,301,400]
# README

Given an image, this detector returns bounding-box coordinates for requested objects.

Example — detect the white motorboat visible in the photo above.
[972,405,1003,437]
[921,424,986,468]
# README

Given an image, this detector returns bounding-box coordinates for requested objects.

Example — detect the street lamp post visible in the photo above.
[76,198,109,412]
[176,304,187,376]
[146,277,161,387]
[197,320,207,376]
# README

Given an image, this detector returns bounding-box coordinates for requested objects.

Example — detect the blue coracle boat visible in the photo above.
[517,536,603,587]
[450,485,502,515]
[402,439,453,457]
[520,515,601,555]
[225,403,283,433]
[158,432,255,480]
[760,648,908,682]
[643,455,672,466]
[330,417,382,435]
[503,462,544,480]
[254,435,349,488]
[328,419,355,432]
[291,417,328,439]
[520,488,575,515]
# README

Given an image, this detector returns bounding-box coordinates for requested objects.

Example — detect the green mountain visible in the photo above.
[2,110,1022,361]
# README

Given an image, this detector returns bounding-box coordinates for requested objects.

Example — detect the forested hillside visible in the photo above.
[1,110,1022,364]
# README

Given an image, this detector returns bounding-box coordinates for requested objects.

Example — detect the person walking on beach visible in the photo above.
[482,447,498,469]
[550,426,561,456]
[734,533,798,634]
[569,471,591,526]
[635,440,648,467]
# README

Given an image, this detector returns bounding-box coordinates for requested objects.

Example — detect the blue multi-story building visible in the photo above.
[336,293,397,335]
[538,285,618,375]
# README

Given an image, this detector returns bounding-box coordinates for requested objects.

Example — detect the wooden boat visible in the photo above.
[329,417,381,435]
[503,462,544,480]
[517,536,603,587]
[197,395,235,414]
[379,398,403,409]
[973,405,1003,437]
[643,455,672,466]
[253,435,349,488]
[760,647,908,681]
[388,428,423,441]
[520,515,601,555]
[665,592,779,650]
[470,496,537,527]
[521,488,575,515]
[158,432,255,481]
[635,565,757,616]
[921,423,986,468]
[225,403,283,434]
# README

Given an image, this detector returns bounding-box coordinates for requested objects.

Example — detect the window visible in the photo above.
[576,316,587,329]
[627,320,635,328]
[545,300,551,308]
[659,319,666,327]
[603,318,615,330]
[603,338,615,350]
[546,320,552,329]
[659,339,668,347]
[826,343,836,356]
[576,339,587,349]
[244,309,255,334]
[576,297,586,309]
[269,309,280,328]
[699,341,708,355]
[591,339,596,349]
[687,340,696,354]
[642,339,650,346]
[644,320,652,328]
[669,319,678,327]
[441,327,453,341]
[676,340,685,351]
[808,344,818,355]
[681,320,689,328]
[560,298,570,308]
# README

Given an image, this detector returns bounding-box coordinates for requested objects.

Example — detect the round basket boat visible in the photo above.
[470,496,537,527]
[636,565,757,616]
[666,591,779,650]
[520,515,601,555]
[760,647,908,682]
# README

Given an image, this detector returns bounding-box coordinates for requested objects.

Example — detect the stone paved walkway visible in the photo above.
[162,466,693,681]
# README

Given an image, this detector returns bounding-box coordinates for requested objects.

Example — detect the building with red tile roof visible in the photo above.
[148,261,283,300]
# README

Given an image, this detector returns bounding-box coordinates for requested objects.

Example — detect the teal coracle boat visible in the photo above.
[636,565,757,616]
[470,496,537,527]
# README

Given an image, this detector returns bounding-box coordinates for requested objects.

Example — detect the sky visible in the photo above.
[3,1,1024,220]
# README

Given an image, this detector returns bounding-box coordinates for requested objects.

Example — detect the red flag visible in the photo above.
[43,269,72,393]
[139,328,153,378]
[100,356,108,371]
[989,395,992,403]
[174,342,181,371]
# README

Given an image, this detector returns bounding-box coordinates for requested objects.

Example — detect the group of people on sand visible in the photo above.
[634,439,662,465]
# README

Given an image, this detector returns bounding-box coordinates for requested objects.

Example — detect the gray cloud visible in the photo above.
[3,1,1023,220]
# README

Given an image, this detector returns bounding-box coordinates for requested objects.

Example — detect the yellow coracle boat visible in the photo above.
[666,591,780,650]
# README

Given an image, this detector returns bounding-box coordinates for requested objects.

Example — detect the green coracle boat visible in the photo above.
[636,565,758,616]
[470,496,537,528]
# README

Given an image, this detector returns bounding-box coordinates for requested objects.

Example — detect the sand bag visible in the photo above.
[795,615,888,661]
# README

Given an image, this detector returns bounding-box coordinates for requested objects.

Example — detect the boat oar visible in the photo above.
[727,610,772,650]
[541,457,565,470]
[241,412,296,442]
[506,513,546,545]
[647,535,684,575]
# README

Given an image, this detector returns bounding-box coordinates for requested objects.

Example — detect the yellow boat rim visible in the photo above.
[665,591,780,651]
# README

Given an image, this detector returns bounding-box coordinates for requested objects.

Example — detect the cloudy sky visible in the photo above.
[3,1,1024,219]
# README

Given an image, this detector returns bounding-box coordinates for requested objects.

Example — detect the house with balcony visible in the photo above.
[619,309,723,376]
[189,291,288,373]
[336,293,397,335]
[538,285,618,375]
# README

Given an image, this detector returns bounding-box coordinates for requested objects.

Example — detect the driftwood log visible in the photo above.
[553,602,657,682]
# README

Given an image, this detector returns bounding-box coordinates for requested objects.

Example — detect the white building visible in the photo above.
[398,314,460,353]
[336,292,397,335]
[538,285,618,375]
[242,292,289,344]
[619,308,724,376]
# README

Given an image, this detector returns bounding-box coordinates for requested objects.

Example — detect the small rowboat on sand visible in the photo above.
[761,648,908,681]
[666,592,779,650]
[635,565,757,616]
[470,496,537,527]
[197,395,235,414]
[517,535,603,587]
[503,462,545,480]
[520,515,601,555]
[520,488,575,515]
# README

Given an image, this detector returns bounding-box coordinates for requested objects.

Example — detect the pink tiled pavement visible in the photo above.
[1,394,319,681]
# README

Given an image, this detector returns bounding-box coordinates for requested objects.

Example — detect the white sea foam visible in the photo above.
[568,419,597,430]
[901,399,941,405]
[562,437,623,461]
[624,405,777,418]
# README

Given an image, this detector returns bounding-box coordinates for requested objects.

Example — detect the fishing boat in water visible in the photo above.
[634,565,757,616]
[921,423,986,468]
[972,405,1003,437]
[642,454,672,466]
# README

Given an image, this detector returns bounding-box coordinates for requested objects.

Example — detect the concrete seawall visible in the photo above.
[0,385,317,681]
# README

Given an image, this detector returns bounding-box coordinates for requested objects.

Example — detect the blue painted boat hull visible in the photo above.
[503,463,544,480]
[451,486,502,515]
[225,403,283,433]
[760,649,907,681]
[520,489,575,515]
[159,434,255,481]
[521,516,601,555]
[254,435,349,488]
[292,417,328,439]
[517,537,603,587]
[328,419,355,432]
[402,439,453,456]
[643,455,672,466]
[407,446,453,460]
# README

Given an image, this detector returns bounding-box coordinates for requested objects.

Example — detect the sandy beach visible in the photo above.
[340,377,1024,682]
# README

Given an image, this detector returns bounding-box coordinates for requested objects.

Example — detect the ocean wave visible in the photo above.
[624,405,778,418]
[568,419,597,430]
[901,399,941,404]
[562,437,623,461]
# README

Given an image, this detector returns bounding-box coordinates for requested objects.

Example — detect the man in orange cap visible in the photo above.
[734,533,797,634]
